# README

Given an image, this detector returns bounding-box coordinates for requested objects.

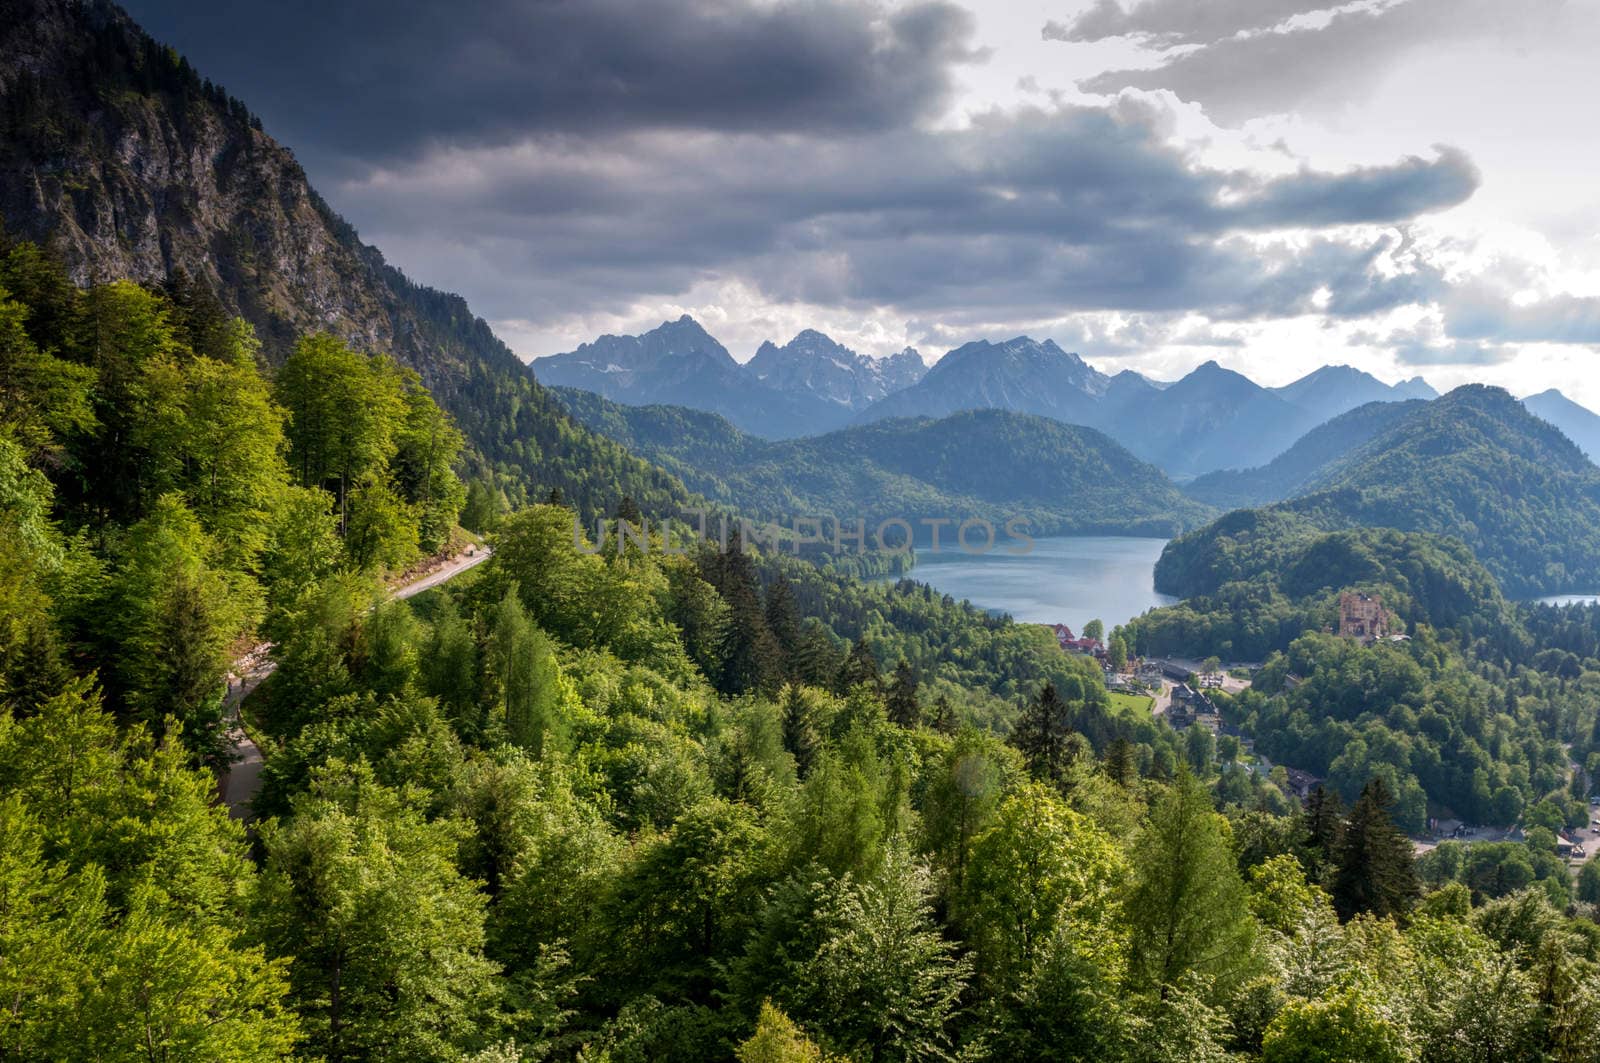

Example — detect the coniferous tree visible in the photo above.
[1331,777,1420,921]
[764,573,801,674]
[1011,681,1075,785]
[792,619,844,689]
[1126,768,1257,997]
[780,685,820,778]
[708,533,783,696]
[837,638,881,694]
[1299,785,1345,883]
[1104,736,1137,786]
[930,693,958,735]
[886,659,921,729]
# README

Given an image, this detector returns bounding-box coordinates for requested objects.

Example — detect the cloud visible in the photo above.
[1044,0,1336,47]
[119,0,984,169]
[1445,290,1600,345]
[1070,0,1561,126]
[339,102,1475,331]
[1354,320,1513,367]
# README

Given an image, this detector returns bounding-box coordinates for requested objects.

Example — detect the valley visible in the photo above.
[7,1,1600,1061]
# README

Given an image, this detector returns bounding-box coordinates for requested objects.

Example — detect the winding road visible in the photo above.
[216,546,492,821]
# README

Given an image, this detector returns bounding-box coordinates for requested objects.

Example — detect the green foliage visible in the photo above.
[254,760,500,1062]
[1126,769,1257,996]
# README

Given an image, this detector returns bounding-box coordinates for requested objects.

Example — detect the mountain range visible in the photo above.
[533,319,925,438]
[536,314,1475,479]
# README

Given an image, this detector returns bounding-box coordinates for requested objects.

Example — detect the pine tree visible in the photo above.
[614,494,642,526]
[1011,681,1076,785]
[764,574,801,674]
[709,532,783,696]
[1331,777,1420,921]
[1104,736,1137,786]
[886,659,921,729]
[1299,785,1345,884]
[930,693,958,735]
[837,638,880,694]
[780,685,820,778]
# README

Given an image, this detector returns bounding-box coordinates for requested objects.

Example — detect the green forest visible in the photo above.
[13,234,1600,1063]
[555,390,1214,539]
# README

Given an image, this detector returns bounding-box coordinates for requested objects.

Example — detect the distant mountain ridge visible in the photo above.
[1524,389,1600,462]
[554,388,1215,539]
[1184,400,1429,509]
[1270,364,1437,418]
[533,318,920,437]
[542,313,1469,478]
[747,329,925,410]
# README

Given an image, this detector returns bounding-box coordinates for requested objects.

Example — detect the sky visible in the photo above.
[122,0,1600,406]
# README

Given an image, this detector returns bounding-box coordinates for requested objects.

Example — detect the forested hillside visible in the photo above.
[1169,386,1600,598]
[557,389,1214,538]
[0,0,699,525]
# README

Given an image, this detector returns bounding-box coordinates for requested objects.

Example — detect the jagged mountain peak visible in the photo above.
[745,327,926,411]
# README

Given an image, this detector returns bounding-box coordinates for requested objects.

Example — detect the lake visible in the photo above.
[896,535,1178,630]
[1537,594,1600,607]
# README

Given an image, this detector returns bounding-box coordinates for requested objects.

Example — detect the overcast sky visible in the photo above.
[123,0,1600,405]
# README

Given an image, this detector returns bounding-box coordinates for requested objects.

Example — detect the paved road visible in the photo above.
[216,547,492,820]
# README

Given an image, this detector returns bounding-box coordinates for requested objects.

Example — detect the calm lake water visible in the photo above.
[895,535,1178,630]
[1537,594,1600,607]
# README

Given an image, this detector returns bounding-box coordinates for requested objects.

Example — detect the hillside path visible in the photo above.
[216,546,492,820]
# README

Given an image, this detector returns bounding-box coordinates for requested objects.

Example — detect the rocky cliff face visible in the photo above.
[0,0,700,520]
[0,0,501,393]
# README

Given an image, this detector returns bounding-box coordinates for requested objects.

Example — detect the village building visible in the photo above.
[1338,591,1391,642]
[1167,683,1221,733]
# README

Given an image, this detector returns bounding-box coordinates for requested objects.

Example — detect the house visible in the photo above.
[1282,767,1322,800]
[1338,591,1391,642]
[1048,623,1075,649]
[1167,684,1221,733]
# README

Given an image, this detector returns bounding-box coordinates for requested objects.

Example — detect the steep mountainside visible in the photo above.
[0,0,699,523]
[1523,389,1600,462]
[556,388,1214,539]
[1161,386,1600,598]
[1183,400,1426,509]
[533,316,848,438]
[746,329,925,410]
[855,336,1111,427]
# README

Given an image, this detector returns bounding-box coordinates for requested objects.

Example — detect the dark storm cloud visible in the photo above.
[337,103,1476,324]
[1044,0,1333,47]
[119,0,983,168]
[1068,0,1555,126]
